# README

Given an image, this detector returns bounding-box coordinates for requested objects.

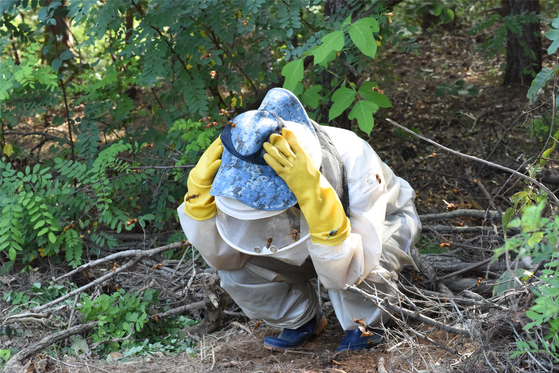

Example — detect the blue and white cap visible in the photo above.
[210,88,322,211]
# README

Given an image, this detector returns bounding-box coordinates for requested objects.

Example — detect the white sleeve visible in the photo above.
[177,203,250,270]
[307,127,420,290]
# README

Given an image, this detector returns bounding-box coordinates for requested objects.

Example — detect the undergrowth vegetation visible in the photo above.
[1,0,559,369]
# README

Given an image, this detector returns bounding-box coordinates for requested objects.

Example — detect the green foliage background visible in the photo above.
[1,0,559,362]
[1,0,432,270]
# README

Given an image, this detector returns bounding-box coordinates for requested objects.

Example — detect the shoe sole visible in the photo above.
[263,316,328,352]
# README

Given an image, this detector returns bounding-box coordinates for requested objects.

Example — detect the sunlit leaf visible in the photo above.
[3,143,13,157]
[281,59,304,93]
[348,18,379,59]
[528,67,559,104]
[348,100,378,135]
[358,81,392,107]
[329,87,355,121]
[313,31,344,65]
[300,85,322,109]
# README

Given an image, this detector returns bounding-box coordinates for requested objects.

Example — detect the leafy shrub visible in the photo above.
[78,288,197,356]
[496,202,559,362]
[0,0,411,271]
[494,12,559,362]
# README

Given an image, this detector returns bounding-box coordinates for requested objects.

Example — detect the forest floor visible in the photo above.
[2,23,558,373]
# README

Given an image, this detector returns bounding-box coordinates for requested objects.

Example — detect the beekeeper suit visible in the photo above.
[177,88,420,351]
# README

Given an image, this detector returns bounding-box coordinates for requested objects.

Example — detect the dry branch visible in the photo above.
[31,242,181,314]
[345,284,470,336]
[55,241,182,282]
[419,209,501,222]
[3,321,98,373]
[385,118,559,206]
[398,284,505,309]
[441,278,495,296]
[423,225,498,234]
[427,257,531,273]
[155,301,207,319]
[436,257,494,281]
[31,256,142,313]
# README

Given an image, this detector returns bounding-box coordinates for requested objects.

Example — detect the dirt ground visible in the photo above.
[34,310,466,373]
[2,21,557,373]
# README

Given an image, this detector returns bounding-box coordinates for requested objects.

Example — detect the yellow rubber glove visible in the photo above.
[263,129,350,245]
[183,137,223,221]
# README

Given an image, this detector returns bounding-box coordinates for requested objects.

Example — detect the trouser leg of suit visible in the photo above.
[329,236,413,330]
[218,256,319,329]
[328,282,393,330]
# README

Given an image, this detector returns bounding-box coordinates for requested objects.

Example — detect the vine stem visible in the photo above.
[537,74,557,163]
[59,79,75,162]
[385,118,559,207]
[52,29,76,162]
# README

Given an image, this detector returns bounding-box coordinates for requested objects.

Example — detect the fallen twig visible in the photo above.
[55,241,182,282]
[398,284,505,309]
[155,300,207,319]
[473,179,503,216]
[345,285,470,336]
[436,257,494,281]
[386,118,559,206]
[423,225,499,234]
[2,305,67,325]
[3,321,98,373]
[419,209,501,222]
[31,255,144,313]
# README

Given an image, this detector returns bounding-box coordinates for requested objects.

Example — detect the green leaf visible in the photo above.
[37,227,49,236]
[527,231,544,248]
[126,312,139,322]
[441,8,454,23]
[329,88,356,121]
[541,129,559,166]
[541,143,556,167]
[300,85,323,109]
[545,29,559,55]
[316,49,337,68]
[358,81,392,108]
[348,18,379,59]
[313,31,345,65]
[502,207,514,232]
[527,67,559,104]
[59,49,75,61]
[281,59,304,93]
[525,310,541,321]
[342,15,352,27]
[9,247,16,261]
[52,58,62,72]
[33,220,46,230]
[348,100,378,135]
[493,268,533,296]
[48,232,56,244]
[70,335,90,354]
[293,82,304,96]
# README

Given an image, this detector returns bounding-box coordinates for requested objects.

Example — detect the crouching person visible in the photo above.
[177,88,421,351]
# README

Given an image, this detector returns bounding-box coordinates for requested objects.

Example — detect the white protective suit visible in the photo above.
[178,126,421,330]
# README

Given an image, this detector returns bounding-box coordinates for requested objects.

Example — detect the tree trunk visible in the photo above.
[502,0,542,87]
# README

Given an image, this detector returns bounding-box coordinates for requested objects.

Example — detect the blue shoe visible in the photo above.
[336,328,384,352]
[263,312,328,351]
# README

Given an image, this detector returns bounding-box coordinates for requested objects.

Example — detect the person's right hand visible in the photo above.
[183,137,223,221]
[264,129,350,245]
